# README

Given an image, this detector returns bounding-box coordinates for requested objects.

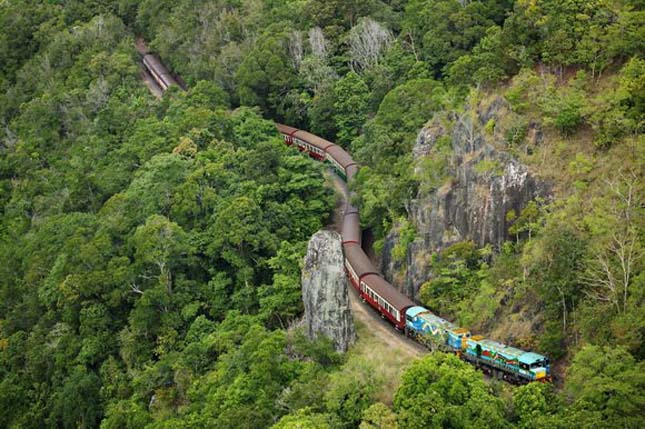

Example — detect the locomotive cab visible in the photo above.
[518,352,551,381]
[446,327,471,350]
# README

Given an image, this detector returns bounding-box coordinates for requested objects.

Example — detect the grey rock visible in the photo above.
[382,96,551,299]
[413,121,445,161]
[302,230,356,352]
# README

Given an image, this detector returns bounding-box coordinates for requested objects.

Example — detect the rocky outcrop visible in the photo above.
[382,96,551,299]
[302,230,356,352]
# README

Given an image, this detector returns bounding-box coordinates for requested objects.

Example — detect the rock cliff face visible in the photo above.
[382,97,551,299]
[302,230,356,352]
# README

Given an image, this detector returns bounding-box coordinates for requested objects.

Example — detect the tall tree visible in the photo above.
[394,353,508,429]
[333,71,370,146]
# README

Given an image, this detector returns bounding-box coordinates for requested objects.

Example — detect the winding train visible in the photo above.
[276,124,551,384]
[142,51,551,384]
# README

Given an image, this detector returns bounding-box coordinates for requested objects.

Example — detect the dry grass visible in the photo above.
[343,320,420,405]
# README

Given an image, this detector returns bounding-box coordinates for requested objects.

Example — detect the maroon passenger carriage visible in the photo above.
[341,212,361,246]
[276,124,299,146]
[360,274,414,329]
[342,243,378,289]
[142,54,179,91]
[342,243,414,330]
[276,125,334,161]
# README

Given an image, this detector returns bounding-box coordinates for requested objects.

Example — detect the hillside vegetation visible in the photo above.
[1,1,643,428]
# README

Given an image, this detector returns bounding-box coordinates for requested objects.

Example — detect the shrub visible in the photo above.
[543,89,585,135]
[505,117,529,147]
[474,159,503,176]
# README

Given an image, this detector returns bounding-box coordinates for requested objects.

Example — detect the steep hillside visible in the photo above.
[379,68,644,367]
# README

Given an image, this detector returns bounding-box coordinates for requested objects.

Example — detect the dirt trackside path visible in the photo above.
[324,171,426,359]
[348,286,426,358]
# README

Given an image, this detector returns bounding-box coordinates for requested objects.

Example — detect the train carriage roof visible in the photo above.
[361,273,415,312]
[143,54,162,70]
[326,145,355,169]
[293,130,335,151]
[345,164,360,182]
[276,123,299,135]
[274,124,355,168]
[143,54,175,81]
[345,202,359,215]
[341,212,361,245]
[343,243,378,279]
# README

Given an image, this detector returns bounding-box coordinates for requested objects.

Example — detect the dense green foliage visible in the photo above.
[1,0,643,428]
[103,0,642,234]
[0,6,340,427]
[391,350,645,428]
[394,353,507,428]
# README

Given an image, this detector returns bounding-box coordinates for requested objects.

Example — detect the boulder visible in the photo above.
[302,230,356,352]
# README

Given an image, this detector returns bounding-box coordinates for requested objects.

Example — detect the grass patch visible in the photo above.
[344,320,420,405]
[474,159,504,176]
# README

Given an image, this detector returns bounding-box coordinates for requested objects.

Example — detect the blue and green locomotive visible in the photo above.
[404,306,550,383]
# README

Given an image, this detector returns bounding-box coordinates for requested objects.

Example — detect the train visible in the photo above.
[141,49,551,385]
[275,124,551,385]
[142,53,179,91]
